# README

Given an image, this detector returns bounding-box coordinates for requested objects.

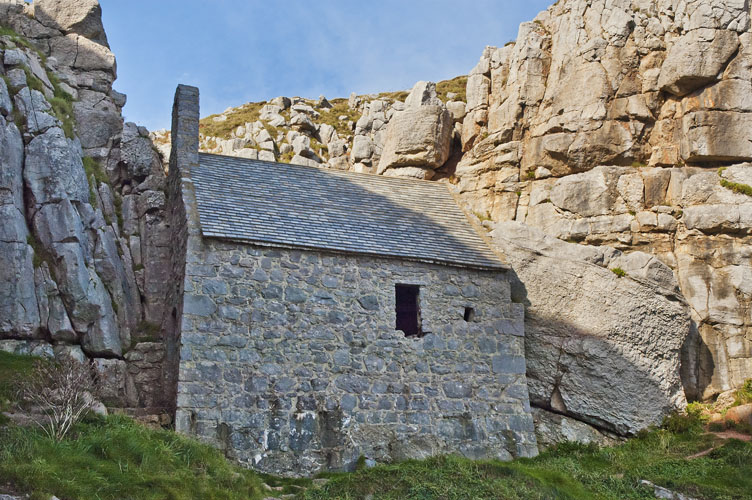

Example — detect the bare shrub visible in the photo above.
[18,356,99,441]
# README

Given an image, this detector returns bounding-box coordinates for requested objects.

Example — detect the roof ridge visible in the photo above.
[197,152,453,188]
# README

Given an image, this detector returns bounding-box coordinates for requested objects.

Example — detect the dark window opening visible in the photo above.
[396,284,421,337]
[464,307,475,322]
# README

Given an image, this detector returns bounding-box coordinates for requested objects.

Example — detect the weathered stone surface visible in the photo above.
[94,358,138,407]
[658,29,740,97]
[73,98,122,149]
[34,0,108,45]
[174,241,537,475]
[532,408,620,449]
[490,221,689,435]
[377,105,452,175]
[681,111,752,162]
[0,115,39,338]
[121,122,158,179]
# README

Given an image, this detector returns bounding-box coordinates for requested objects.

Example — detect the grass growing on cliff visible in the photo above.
[436,75,468,103]
[718,167,752,198]
[318,98,361,138]
[199,101,265,139]
[82,156,108,206]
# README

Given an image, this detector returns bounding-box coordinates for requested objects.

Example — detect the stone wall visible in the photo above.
[173,239,537,475]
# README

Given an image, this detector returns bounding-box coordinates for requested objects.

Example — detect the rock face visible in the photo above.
[157,76,467,181]
[453,0,752,403]
[377,81,453,180]
[34,0,109,45]
[0,0,171,412]
[491,222,689,435]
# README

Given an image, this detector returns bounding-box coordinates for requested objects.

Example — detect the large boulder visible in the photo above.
[490,221,689,436]
[377,81,452,180]
[34,0,109,46]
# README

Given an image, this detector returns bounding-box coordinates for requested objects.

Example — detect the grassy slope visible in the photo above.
[0,352,308,500]
[2,352,751,500]
[307,432,752,500]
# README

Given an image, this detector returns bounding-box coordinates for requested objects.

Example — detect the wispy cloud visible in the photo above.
[100,0,553,130]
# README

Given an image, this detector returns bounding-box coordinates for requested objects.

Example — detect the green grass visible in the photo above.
[436,75,468,103]
[0,351,38,421]
[473,211,493,222]
[26,233,56,271]
[720,178,752,197]
[718,168,752,198]
[733,379,752,407]
[0,25,77,138]
[377,90,410,102]
[0,24,36,52]
[611,267,627,278]
[0,353,751,500]
[82,156,108,206]
[305,430,752,500]
[199,102,265,139]
[318,98,361,138]
[0,415,283,500]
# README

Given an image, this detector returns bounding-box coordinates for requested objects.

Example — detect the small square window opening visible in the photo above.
[464,307,475,322]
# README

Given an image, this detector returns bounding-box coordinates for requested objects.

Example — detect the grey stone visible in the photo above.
[34,0,109,44]
[491,221,689,435]
[0,77,11,116]
[24,127,89,206]
[183,294,217,317]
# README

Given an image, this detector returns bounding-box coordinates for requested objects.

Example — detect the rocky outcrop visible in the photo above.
[490,221,689,435]
[453,0,752,403]
[154,77,467,181]
[0,0,171,413]
[377,81,453,180]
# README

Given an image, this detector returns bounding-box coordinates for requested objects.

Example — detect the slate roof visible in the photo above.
[192,153,506,270]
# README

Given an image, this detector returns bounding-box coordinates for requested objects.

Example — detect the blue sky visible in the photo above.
[98,1,553,131]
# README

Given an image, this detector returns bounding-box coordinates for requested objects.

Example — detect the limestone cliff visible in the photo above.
[453,0,752,404]
[0,0,171,413]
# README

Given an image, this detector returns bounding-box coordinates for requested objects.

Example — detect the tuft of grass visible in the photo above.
[733,379,752,407]
[377,89,410,102]
[26,233,55,271]
[278,150,295,163]
[135,321,162,342]
[631,161,647,168]
[611,267,627,278]
[473,211,493,222]
[436,75,468,103]
[526,170,536,180]
[720,178,752,197]
[82,156,107,206]
[0,24,35,52]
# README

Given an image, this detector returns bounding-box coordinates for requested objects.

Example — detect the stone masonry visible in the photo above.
[168,86,538,476]
[174,241,536,475]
